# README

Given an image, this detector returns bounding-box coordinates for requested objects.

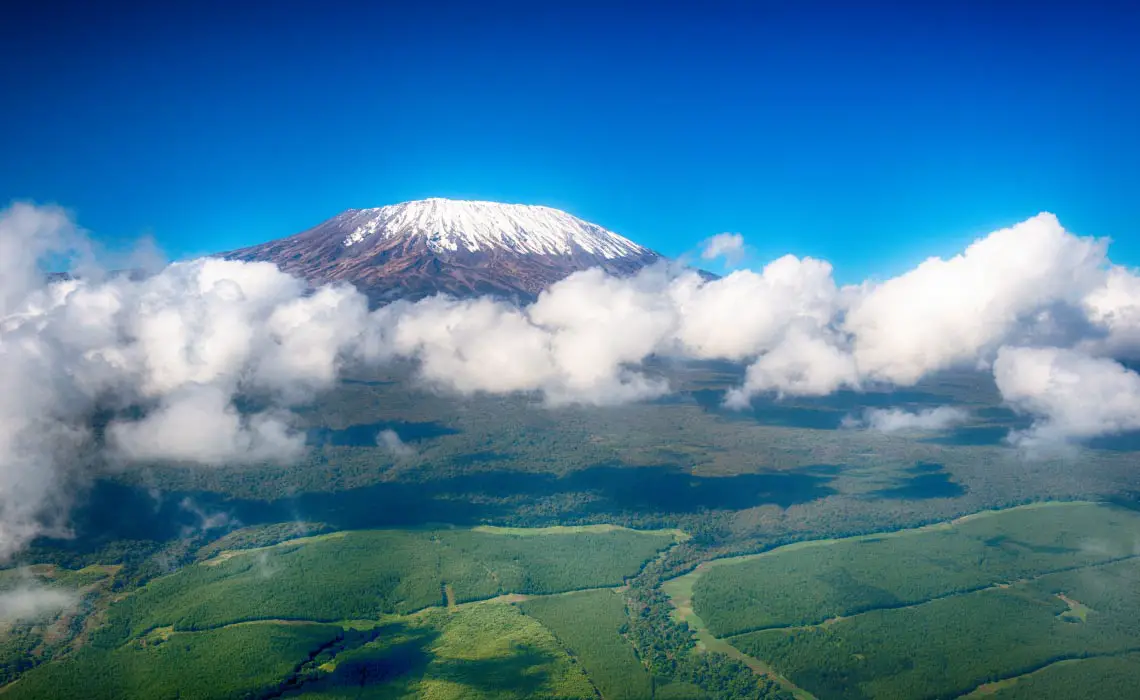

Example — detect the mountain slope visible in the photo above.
[224,198,661,302]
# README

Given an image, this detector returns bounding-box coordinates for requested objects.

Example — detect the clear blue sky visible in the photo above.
[2,0,1138,282]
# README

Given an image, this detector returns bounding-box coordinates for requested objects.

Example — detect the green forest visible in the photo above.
[723,533,1140,699]
[4,368,1140,699]
[692,502,1140,636]
[4,623,342,700]
[105,526,675,638]
[986,653,1140,699]
[520,589,654,700]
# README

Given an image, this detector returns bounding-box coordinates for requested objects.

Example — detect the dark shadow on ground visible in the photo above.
[906,462,945,474]
[292,622,437,694]
[307,420,460,447]
[923,409,1034,446]
[339,378,396,387]
[691,388,956,430]
[42,462,839,554]
[923,426,1011,446]
[1086,430,1140,452]
[1107,491,1140,512]
[432,648,562,697]
[872,463,966,500]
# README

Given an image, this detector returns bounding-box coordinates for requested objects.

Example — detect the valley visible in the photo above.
[3,363,1140,699]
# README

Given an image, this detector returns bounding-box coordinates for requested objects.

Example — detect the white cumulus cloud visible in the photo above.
[844,213,1109,386]
[843,406,971,434]
[994,346,1140,447]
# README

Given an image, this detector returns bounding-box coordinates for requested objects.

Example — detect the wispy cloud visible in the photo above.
[0,579,76,624]
[700,232,746,266]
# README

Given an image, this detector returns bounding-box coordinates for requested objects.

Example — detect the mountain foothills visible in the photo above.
[225,198,662,301]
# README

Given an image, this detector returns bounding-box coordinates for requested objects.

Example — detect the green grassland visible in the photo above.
[290,603,597,699]
[3,622,343,700]
[519,589,653,700]
[692,502,1140,636]
[104,526,676,638]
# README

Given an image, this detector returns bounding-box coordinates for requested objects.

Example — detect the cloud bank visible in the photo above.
[3,202,1140,560]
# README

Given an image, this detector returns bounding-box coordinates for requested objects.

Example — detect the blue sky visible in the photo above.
[2,0,1138,283]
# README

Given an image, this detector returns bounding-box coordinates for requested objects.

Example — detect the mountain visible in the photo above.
[224,198,662,302]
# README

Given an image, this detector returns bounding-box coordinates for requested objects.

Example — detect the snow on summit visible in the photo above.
[224,197,661,301]
[337,198,649,258]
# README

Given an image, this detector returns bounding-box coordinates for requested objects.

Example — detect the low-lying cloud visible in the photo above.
[3,202,1140,560]
[377,429,416,458]
[994,346,1140,447]
[843,406,971,434]
[0,580,76,624]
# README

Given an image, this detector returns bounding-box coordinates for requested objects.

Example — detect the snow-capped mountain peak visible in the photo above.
[336,198,649,259]
[224,198,661,302]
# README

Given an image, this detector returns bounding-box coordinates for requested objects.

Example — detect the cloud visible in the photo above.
[4,202,1140,561]
[109,385,304,465]
[700,233,746,265]
[1082,264,1140,357]
[384,257,844,405]
[0,209,376,558]
[672,256,840,361]
[726,325,858,405]
[994,346,1140,446]
[178,497,236,534]
[0,581,76,624]
[0,202,90,316]
[844,213,1109,386]
[383,266,676,405]
[377,429,415,458]
[843,406,971,434]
